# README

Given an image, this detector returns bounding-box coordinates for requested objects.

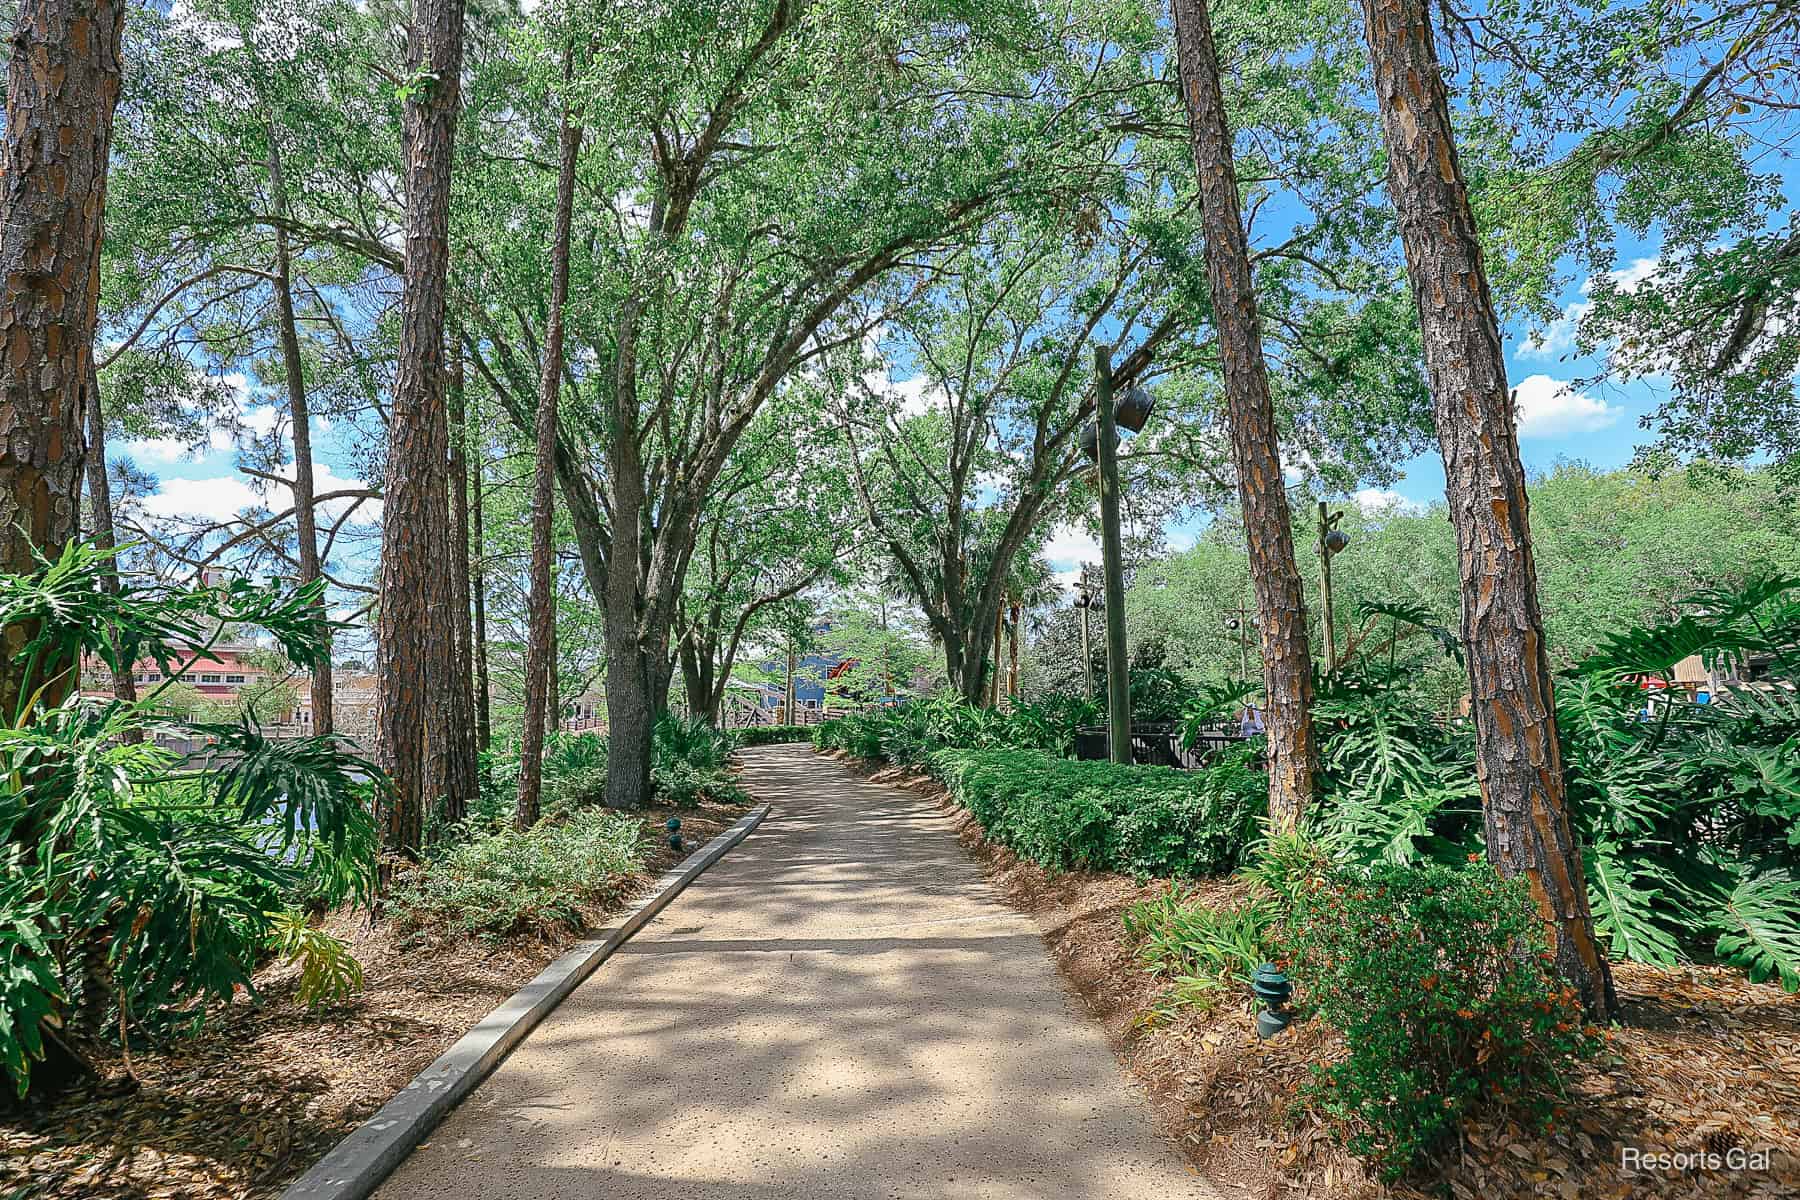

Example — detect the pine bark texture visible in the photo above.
[517,72,581,831]
[1359,0,1615,1016]
[1171,0,1319,826]
[267,136,332,736]
[0,0,124,720]
[376,0,463,860]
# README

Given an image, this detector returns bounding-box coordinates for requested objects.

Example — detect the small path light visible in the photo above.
[666,816,684,853]
[1252,963,1293,1038]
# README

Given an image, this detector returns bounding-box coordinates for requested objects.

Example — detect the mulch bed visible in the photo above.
[0,797,745,1200]
[840,753,1800,1200]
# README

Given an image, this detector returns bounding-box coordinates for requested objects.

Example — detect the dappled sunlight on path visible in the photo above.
[374,745,1213,1199]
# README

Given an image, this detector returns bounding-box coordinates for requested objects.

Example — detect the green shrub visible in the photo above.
[387,810,650,938]
[812,718,846,750]
[1123,887,1275,1014]
[654,714,736,772]
[928,746,1265,877]
[1287,861,1601,1179]
[654,757,748,807]
[738,724,812,746]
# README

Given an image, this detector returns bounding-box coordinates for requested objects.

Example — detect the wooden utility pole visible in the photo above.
[1359,0,1614,1016]
[1095,346,1132,764]
[1171,0,1318,824]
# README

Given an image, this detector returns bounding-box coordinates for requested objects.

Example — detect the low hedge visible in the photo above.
[927,746,1265,878]
[737,724,814,746]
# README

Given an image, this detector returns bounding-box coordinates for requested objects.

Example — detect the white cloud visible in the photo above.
[1519,301,1588,360]
[1041,522,1101,568]
[122,436,207,465]
[1164,529,1198,554]
[140,475,265,523]
[312,463,382,524]
[1353,488,1425,514]
[1519,258,1659,361]
[1609,257,1660,292]
[1512,374,1622,439]
[884,374,946,419]
[140,462,379,526]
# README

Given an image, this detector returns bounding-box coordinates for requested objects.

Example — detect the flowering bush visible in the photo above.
[1287,860,1602,1178]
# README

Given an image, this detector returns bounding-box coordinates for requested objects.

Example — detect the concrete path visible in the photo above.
[374,744,1211,1199]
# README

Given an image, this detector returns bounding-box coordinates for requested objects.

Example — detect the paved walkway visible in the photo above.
[375,744,1211,1199]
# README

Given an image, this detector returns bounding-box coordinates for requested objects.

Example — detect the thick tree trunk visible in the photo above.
[1171,0,1319,827]
[517,65,581,831]
[81,364,139,729]
[266,135,332,737]
[442,331,478,818]
[376,0,463,862]
[0,0,125,722]
[603,619,657,809]
[1360,0,1615,1018]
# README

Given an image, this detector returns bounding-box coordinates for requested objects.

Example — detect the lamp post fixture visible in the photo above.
[1073,563,1103,704]
[1316,500,1350,675]
[1223,604,1256,683]
[1251,962,1293,1038]
[1086,345,1154,765]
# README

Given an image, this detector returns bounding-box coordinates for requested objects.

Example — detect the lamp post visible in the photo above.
[1074,564,1101,703]
[1087,345,1154,765]
[1224,604,1254,682]
[1316,500,1349,675]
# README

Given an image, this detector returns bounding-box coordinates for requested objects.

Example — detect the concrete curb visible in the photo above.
[281,802,772,1200]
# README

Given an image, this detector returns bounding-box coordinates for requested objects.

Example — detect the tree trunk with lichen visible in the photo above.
[1358,0,1615,1018]
[1171,0,1319,828]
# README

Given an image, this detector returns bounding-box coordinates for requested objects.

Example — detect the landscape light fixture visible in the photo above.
[666,816,684,853]
[1251,963,1293,1038]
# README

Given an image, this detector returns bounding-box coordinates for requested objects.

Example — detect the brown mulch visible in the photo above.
[840,753,1800,1200]
[0,797,744,1200]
